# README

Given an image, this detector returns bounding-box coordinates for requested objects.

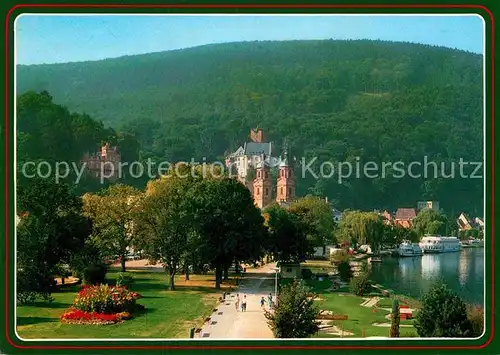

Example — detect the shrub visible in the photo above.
[73,284,141,314]
[467,304,484,337]
[337,260,353,282]
[349,273,371,296]
[414,282,472,337]
[116,272,135,288]
[16,267,55,305]
[390,299,400,337]
[301,268,313,280]
[81,262,108,285]
[330,249,350,264]
[265,279,320,338]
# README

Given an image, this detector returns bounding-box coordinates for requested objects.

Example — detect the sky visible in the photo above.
[15,14,484,65]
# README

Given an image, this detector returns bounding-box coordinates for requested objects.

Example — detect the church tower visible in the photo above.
[253,155,273,209]
[276,152,295,204]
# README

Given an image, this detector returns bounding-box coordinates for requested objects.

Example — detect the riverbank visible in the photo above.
[299,259,420,338]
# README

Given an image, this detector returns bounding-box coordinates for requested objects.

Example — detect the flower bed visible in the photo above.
[61,309,131,325]
[60,284,143,325]
[74,284,141,313]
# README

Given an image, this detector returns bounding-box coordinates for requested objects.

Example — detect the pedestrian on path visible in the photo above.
[242,295,247,312]
[235,294,240,311]
[260,296,265,309]
[267,293,273,309]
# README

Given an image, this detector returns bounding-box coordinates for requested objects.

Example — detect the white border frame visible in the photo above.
[12,13,487,342]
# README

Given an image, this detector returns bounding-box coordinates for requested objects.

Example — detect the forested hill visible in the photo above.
[16,40,484,214]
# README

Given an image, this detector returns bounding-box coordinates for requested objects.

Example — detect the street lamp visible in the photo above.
[273,267,279,307]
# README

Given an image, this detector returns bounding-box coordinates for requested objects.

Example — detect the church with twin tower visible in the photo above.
[226,128,296,209]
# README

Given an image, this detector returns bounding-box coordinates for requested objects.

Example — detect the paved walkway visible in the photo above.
[199,263,277,339]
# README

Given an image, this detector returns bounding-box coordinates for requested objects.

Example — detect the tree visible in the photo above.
[189,177,267,288]
[349,273,371,296]
[16,178,92,303]
[390,299,400,337]
[137,173,195,290]
[383,224,419,246]
[412,209,453,237]
[82,184,141,272]
[265,205,309,263]
[288,196,336,248]
[459,228,480,241]
[414,282,473,337]
[265,279,320,338]
[336,211,385,251]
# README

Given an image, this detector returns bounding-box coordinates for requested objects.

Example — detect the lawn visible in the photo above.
[314,293,419,338]
[16,268,231,339]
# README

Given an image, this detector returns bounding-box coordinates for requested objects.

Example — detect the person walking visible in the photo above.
[260,296,265,309]
[242,295,247,312]
[235,294,240,312]
[267,293,273,309]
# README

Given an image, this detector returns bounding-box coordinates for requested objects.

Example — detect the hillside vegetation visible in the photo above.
[16,40,483,214]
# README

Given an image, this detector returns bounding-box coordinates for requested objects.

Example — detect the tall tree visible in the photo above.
[137,171,196,290]
[336,211,385,251]
[82,184,141,272]
[16,178,92,302]
[412,209,453,237]
[265,205,309,263]
[189,177,267,289]
[288,196,336,248]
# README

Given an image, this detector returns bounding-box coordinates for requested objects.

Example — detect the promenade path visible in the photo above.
[198,263,277,339]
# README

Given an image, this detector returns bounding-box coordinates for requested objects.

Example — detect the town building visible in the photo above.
[457,213,484,232]
[380,210,394,225]
[226,128,276,181]
[417,200,440,212]
[227,128,295,209]
[394,208,417,228]
[81,143,121,181]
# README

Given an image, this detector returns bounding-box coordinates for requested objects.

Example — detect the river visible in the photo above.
[369,247,484,305]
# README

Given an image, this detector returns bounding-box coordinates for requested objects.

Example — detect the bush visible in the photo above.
[116,272,135,288]
[81,262,108,285]
[265,279,320,338]
[349,273,371,296]
[467,304,484,337]
[337,260,353,282]
[73,284,142,314]
[301,268,313,280]
[16,267,55,305]
[414,282,472,337]
[330,249,350,264]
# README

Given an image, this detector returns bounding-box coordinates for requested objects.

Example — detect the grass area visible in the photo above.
[16,268,231,339]
[295,260,420,338]
[314,293,418,338]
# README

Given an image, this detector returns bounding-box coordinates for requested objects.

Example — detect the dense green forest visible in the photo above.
[16,40,484,215]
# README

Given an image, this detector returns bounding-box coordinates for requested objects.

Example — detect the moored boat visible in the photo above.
[419,235,460,253]
[398,241,423,257]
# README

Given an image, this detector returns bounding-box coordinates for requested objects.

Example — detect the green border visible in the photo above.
[1,1,496,354]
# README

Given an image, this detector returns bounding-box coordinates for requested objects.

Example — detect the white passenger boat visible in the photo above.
[419,235,460,253]
[398,241,423,257]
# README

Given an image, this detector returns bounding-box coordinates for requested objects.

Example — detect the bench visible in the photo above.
[400,308,412,319]
[317,314,349,320]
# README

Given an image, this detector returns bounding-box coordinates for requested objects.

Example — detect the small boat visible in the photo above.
[398,241,423,257]
[370,257,382,263]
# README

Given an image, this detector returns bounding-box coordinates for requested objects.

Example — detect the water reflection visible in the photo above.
[369,248,484,304]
